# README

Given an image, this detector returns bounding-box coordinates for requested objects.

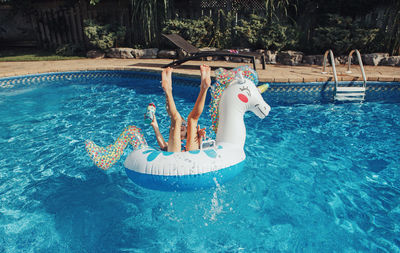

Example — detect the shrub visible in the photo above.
[162,14,299,51]
[163,14,235,49]
[234,14,299,51]
[55,44,84,56]
[83,19,126,50]
[162,17,213,48]
[312,14,380,55]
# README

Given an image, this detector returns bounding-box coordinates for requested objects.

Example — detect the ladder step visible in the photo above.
[334,96,364,101]
[335,92,365,97]
[336,86,365,92]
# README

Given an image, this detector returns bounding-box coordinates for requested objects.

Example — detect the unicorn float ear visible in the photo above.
[257,83,269,94]
[235,71,246,84]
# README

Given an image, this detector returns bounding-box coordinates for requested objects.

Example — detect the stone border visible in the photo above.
[89,48,400,67]
[1,66,399,84]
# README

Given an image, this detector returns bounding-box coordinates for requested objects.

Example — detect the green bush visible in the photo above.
[162,14,299,51]
[55,44,84,56]
[162,17,212,47]
[162,13,235,49]
[312,14,379,55]
[83,19,126,50]
[234,14,299,51]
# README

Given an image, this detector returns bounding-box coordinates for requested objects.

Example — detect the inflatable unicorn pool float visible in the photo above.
[85,66,270,191]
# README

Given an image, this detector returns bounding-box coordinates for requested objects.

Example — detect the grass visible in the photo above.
[0,48,85,62]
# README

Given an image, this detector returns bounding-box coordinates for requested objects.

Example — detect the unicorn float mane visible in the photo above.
[209,65,260,133]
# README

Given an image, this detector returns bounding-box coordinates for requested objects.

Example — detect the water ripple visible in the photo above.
[0,77,399,252]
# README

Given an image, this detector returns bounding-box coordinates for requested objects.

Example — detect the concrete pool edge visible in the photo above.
[0,59,399,83]
[1,66,399,83]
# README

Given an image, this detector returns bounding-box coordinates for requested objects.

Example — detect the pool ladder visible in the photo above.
[322,49,367,102]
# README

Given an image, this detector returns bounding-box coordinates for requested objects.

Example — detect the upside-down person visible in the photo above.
[150,65,211,152]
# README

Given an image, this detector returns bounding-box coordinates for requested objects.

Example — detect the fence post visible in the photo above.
[30,12,42,48]
[78,2,88,50]
[63,8,73,44]
[69,7,79,45]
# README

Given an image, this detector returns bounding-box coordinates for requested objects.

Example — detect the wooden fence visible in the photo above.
[17,0,266,49]
[31,5,85,49]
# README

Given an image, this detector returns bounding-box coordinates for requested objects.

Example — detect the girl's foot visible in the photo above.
[161,67,173,93]
[200,64,211,90]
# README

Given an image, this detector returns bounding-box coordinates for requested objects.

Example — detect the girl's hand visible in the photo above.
[197,125,206,139]
[150,115,158,128]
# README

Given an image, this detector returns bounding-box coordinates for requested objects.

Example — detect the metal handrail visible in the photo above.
[321,49,338,91]
[346,49,367,86]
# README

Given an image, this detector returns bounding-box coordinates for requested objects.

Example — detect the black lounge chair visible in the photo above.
[162,33,265,70]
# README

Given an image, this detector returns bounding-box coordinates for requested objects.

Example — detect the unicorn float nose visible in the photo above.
[257,84,269,94]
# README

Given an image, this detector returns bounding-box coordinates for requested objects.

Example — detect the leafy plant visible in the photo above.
[89,0,100,5]
[83,19,126,50]
[163,13,298,51]
[311,14,380,55]
[234,14,299,50]
[264,0,298,23]
[162,17,211,47]
[163,11,236,49]
[380,0,400,55]
[55,43,84,56]
[208,10,235,49]
[130,0,170,47]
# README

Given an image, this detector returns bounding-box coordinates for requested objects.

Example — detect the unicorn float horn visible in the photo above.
[257,83,269,94]
[85,125,148,170]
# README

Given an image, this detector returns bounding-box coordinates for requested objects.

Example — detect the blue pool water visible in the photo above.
[0,72,399,252]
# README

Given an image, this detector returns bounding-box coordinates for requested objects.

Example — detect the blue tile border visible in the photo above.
[263,81,400,104]
[0,70,199,89]
[1,70,399,103]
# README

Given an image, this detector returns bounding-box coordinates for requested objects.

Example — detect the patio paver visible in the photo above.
[0,58,399,83]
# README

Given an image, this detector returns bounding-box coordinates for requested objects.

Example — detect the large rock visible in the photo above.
[199,47,218,52]
[86,49,105,59]
[142,48,159,59]
[379,56,400,66]
[105,48,122,58]
[177,49,188,60]
[303,54,340,66]
[276,51,304,65]
[199,47,217,61]
[362,53,389,66]
[119,48,134,59]
[265,50,277,64]
[220,48,253,62]
[157,50,177,59]
[302,55,324,65]
[336,55,348,65]
[230,57,243,63]
[105,48,134,58]
[131,49,145,58]
[131,48,159,59]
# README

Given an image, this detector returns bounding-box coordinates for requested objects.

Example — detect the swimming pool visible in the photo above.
[0,71,399,252]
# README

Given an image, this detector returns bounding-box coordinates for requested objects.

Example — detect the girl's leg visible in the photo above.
[161,67,182,152]
[186,64,211,151]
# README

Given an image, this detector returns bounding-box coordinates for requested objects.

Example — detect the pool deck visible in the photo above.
[0,58,399,83]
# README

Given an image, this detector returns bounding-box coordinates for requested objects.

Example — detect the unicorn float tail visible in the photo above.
[85,125,148,170]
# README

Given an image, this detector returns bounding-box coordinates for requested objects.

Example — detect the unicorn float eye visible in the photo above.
[238,86,251,103]
[239,86,251,96]
[235,71,250,103]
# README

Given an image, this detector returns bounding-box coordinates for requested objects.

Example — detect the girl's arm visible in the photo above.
[150,116,168,150]
[196,125,206,148]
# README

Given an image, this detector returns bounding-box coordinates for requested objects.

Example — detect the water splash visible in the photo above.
[204,177,226,224]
